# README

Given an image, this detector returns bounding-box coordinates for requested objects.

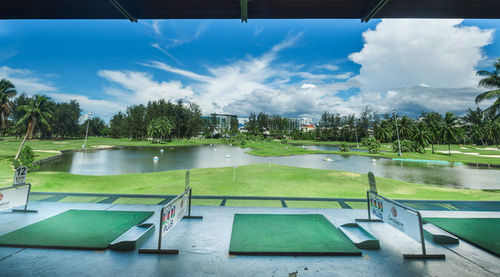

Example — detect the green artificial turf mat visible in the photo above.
[59,196,108,203]
[113,197,164,205]
[424,217,500,256]
[191,199,223,206]
[225,200,282,207]
[285,201,342,209]
[345,202,367,209]
[0,209,154,250]
[28,194,53,202]
[229,214,361,256]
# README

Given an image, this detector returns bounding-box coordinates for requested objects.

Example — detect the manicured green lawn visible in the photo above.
[0,137,498,202]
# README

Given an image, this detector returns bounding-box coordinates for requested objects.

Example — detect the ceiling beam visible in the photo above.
[362,0,390,23]
[108,0,137,22]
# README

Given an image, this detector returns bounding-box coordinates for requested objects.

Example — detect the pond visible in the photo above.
[37,145,500,190]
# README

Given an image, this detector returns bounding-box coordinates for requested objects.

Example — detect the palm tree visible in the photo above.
[374,120,393,142]
[398,116,414,140]
[475,58,500,121]
[412,121,432,153]
[0,79,18,139]
[441,112,461,155]
[483,120,496,146]
[148,117,173,143]
[15,95,53,159]
[422,112,442,153]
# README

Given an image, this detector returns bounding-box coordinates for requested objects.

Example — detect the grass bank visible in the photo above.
[26,164,499,201]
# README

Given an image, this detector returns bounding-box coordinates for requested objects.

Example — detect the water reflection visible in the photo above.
[37,145,500,189]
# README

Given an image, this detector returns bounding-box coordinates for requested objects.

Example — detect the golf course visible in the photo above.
[0,137,498,205]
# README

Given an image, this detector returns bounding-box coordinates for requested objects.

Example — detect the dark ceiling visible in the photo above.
[1,0,499,20]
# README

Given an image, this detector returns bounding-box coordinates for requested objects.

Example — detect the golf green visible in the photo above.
[0,209,154,250]
[424,217,500,257]
[229,214,361,256]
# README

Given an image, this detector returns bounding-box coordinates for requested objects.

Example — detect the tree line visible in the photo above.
[108,99,205,142]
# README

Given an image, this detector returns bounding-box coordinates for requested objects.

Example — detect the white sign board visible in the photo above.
[13,166,28,186]
[161,191,189,235]
[0,185,29,212]
[369,194,421,242]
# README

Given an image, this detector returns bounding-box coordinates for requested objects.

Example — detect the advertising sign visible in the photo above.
[13,166,28,186]
[0,185,29,212]
[368,171,377,193]
[369,194,421,242]
[161,191,189,235]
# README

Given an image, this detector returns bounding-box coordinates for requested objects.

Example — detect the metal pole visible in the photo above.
[24,183,31,211]
[366,190,371,220]
[416,212,427,255]
[84,112,92,149]
[354,124,359,148]
[158,207,164,250]
[393,111,402,157]
[188,187,192,217]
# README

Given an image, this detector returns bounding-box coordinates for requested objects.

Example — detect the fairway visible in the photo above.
[424,217,500,257]
[229,214,361,256]
[0,210,154,250]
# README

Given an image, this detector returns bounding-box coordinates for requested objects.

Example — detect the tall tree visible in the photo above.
[441,112,462,155]
[0,79,17,139]
[412,121,432,153]
[398,116,414,140]
[475,58,500,121]
[422,112,442,153]
[15,95,53,159]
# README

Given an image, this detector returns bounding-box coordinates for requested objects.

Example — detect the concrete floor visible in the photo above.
[0,202,499,277]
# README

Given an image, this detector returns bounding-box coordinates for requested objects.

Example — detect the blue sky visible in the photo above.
[1,19,499,121]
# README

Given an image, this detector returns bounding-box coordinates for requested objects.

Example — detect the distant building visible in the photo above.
[287,117,313,131]
[301,124,315,132]
[202,113,238,134]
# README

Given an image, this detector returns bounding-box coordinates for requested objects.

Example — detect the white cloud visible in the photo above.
[0,66,56,94]
[349,19,494,91]
[346,19,495,116]
[48,92,125,118]
[51,70,196,118]
[254,26,264,37]
[98,70,194,102]
[316,64,339,71]
[152,20,161,35]
[147,33,306,112]
[301,84,316,89]
[195,23,209,39]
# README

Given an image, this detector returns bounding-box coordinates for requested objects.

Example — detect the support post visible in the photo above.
[361,0,390,23]
[139,187,202,254]
[241,0,248,23]
[12,183,37,213]
[355,191,382,223]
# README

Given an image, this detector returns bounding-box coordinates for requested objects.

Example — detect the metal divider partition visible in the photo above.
[356,190,445,259]
[139,170,202,254]
[0,183,37,213]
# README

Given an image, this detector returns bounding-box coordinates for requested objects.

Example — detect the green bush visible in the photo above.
[340,143,351,152]
[368,141,381,153]
[361,137,376,146]
[240,139,246,146]
[392,140,416,153]
[13,146,37,170]
[280,139,288,145]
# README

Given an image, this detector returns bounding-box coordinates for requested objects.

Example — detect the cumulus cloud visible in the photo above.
[147,33,306,112]
[0,66,56,94]
[349,19,494,91]
[48,92,124,118]
[348,19,495,115]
